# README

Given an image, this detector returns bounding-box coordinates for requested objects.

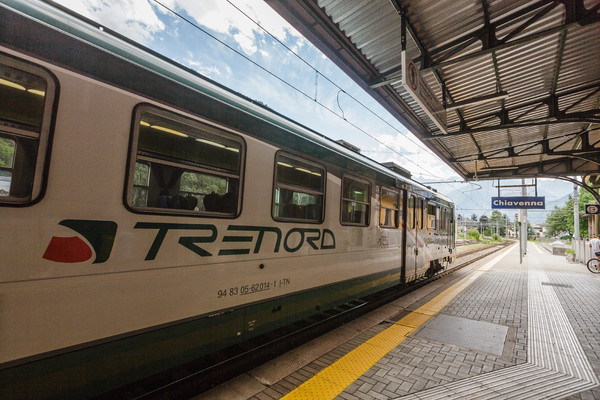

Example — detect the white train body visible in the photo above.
[0,1,454,398]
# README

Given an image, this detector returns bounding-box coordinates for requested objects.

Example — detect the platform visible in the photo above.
[200,243,600,400]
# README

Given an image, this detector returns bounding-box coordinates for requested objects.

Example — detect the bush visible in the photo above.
[492,233,501,241]
[467,229,480,241]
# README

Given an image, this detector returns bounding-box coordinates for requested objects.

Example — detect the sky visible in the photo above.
[52,0,574,220]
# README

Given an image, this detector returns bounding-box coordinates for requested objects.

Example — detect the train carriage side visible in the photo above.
[0,1,454,399]
[404,183,455,283]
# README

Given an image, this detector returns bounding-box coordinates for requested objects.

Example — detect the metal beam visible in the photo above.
[449,127,597,162]
[463,155,600,180]
[268,0,599,183]
[443,84,600,133]
[420,1,600,73]
[454,149,599,163]
[557,176,600,203]
[426,0,555,60]
[424,114,600,139]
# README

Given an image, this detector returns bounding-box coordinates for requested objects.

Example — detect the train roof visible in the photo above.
[1,0,453,204]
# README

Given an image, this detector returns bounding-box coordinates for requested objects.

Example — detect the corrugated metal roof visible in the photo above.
[267,0,600,182]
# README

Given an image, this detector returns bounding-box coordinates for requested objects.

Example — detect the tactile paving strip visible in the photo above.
[279,246,514,400]
[396,243,599,399]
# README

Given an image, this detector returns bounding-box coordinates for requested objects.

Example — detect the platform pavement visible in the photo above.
[199,243,600,400]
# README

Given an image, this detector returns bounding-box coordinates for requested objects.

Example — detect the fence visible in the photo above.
[572,238,592,263]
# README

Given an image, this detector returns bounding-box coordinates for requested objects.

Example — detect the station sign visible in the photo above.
[401,51,447,134]
[585,204,600,214]
[491,196,545,209]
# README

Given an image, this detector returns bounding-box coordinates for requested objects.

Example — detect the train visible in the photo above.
[0,1,455,398]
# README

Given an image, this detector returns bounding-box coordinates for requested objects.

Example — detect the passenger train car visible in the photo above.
[0,1,454,398]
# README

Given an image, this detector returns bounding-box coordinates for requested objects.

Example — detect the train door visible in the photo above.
[443,206,451,248]
[439,205,455,252]
[450,207,455,249]
[405,194,416,281]
[438,205,447,253]
[414,196,428,279]
[380,186,404,283]
[405,193,425,281]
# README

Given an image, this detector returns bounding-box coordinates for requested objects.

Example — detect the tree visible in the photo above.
[545,187,595,238]
[546,201,572,238]
[489,210,506,236]
[489,210,502,222]
[0,137,15,168]
[479,214,489,234]
[471,213,478,221]
[572,188,594,238]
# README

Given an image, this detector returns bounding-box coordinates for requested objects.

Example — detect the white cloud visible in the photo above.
[51,0,455,182]
[159,0,305,56]
[54,0,306,56]
[232,32,257,55]
[184,58,230,79]
[54,0,165,44]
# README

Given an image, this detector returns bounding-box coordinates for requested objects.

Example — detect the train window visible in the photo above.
[408,195,415,229]
[341,175,370,226]
[127,106,244,215]
[273,153,324,222]
[132,162,150,207]
[441,207,447,232]
[427,203,436,229]
[0,136,15,197]
[416,198,424,229]
[0,56,55,204]
[379,187,399,228]
[180,171,229,211]
[449,207,455,238]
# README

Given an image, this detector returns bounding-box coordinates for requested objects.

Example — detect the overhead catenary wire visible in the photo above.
[151,0,441,179]
[148,1,573,224]
[224,0,435,152]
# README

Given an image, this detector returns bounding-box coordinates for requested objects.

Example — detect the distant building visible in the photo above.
[457,217,479,236]
[507,224,545,238]
[532,224,545,238]
[506,227,518,238]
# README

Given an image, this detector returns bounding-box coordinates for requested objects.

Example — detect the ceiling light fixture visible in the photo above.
[196,138,224,147]
[445,91,509,111]
[0,78,25,91]
[152,125,188,137]
[27,89,45,97]
[479,165,519,171]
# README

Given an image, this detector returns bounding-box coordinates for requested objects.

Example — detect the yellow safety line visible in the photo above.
[281,246,515,400]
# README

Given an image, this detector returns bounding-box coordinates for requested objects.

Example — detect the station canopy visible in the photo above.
[267,0,600,182]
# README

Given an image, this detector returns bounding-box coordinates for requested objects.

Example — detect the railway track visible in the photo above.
[95,242,511,400]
